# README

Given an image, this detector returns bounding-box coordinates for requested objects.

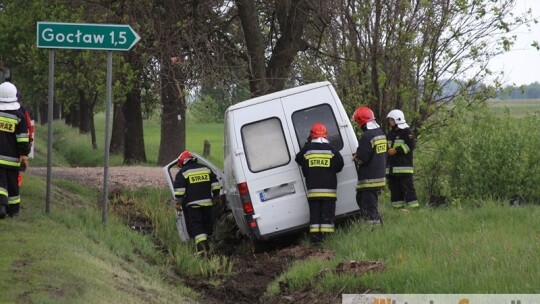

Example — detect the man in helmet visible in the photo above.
[352,106,387,225]
[386,109,418,209]
[173,151,221,256]
[295,122,344,245]
[0,82,30,219]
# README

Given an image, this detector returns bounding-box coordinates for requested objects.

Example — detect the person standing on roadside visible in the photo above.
[352,106,387,225]
[386,109,418,209]
[0,82,30,219]
[16,92,34,188]
[295,122,344,245]
[173,151,221,256]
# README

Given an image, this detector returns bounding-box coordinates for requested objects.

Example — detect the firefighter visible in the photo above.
[295,122,344,245]
[173,151,221,256]
[352,106,387,225]
[0,82,30,219]
[386,109,418,209]
[17,93,34,188]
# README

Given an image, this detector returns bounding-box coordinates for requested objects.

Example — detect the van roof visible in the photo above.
[226,81,332,112]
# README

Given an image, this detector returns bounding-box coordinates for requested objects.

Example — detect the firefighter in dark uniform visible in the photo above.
[386,109,418,209]
[0,82,30,219]
[173,151,221,255]
[352,106,387,225]
[295,122,344,245]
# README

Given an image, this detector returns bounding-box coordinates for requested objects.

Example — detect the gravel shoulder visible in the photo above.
[27,166,170,191]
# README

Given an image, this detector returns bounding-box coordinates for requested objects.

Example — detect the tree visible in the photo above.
[295,0,535,130]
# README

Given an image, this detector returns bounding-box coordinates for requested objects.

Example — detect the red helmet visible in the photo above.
[353,106,375,126]
[310,122,327,139]
[177,151,196,168]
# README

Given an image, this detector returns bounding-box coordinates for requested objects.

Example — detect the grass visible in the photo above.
[487,99,540,117]
[25,102,540,299]
[0,175,195,304]
[267,201,540,295]
[33,113,224,168]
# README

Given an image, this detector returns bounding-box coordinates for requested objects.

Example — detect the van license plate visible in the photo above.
[259,183,295,202]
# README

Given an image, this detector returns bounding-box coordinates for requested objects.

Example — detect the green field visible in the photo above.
[487,99,540,117]
[32,114,225,168]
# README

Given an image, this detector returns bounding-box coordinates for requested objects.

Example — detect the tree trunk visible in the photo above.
[78,89,91,134]
[123,87,146,164]
[109,102,125,154]
[157,67,185,166]
[90,91,98,150]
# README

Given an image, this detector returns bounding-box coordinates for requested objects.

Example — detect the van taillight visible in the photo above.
[237,182,254,214]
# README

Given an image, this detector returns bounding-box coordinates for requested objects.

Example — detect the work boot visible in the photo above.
[0,204,6,219]
[196,240,210,258]
[310,232,322,247]
[8,204,19,218]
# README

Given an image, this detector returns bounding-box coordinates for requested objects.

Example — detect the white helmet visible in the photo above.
[0,82,20,110]
[387,109,409,129]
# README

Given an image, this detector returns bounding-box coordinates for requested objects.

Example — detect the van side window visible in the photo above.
[241,117,290,172]
[292,104,344,150]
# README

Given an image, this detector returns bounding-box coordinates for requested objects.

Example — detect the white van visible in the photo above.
[164,81,360,243]
[223,81,360,241]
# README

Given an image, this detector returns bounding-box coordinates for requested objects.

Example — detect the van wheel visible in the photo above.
[211,208,241,254]
[249,238,272,253]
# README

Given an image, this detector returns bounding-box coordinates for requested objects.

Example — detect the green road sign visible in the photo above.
[37,22,140,51]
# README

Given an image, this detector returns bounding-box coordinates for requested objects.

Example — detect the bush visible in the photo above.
[416,100,540,206]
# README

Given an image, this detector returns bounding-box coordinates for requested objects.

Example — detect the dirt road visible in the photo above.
[27,166,169,190]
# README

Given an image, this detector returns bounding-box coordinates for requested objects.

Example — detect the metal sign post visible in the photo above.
[37,22,140,225]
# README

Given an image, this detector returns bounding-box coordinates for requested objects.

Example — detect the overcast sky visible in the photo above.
[489,0,540,86]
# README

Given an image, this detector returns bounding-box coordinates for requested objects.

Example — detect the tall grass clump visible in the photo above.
[416,99,540,205]
[120,188,234,278]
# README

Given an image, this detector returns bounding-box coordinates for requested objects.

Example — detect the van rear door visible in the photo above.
[232,99,309,239]
[281,86,359,218]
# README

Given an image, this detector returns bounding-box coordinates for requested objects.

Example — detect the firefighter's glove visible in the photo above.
[175,201,183,212]
[212,196,222,205]
[20,156,29,172]
[387,148,397,156]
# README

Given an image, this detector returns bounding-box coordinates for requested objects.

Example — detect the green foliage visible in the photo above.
[189,95,226,123]
[416,100,540,205]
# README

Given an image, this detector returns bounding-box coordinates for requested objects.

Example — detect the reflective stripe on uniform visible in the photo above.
[182,167,211,178]
[309,225,320,233]
[0,187,7,197]
[392,200,405,208]
[303,150,334,159]
[8,196,20,205]
[174,188,186,196]
[17,133,30,143]
[371,135,387,147]
[0,155,20,168]
[187,199,212,207]
[392,139,410,154]
[320,224,335,233]
[392,166,414,174]
[194,234,207,244]
[211,182,220,191]
[357,177,386,189]
[307,188,337,199]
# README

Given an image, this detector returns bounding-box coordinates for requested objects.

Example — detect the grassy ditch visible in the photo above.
[0,175,196,304]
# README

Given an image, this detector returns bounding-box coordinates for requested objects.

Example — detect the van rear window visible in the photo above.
[241,117,290,172]
[292,104,344,150]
